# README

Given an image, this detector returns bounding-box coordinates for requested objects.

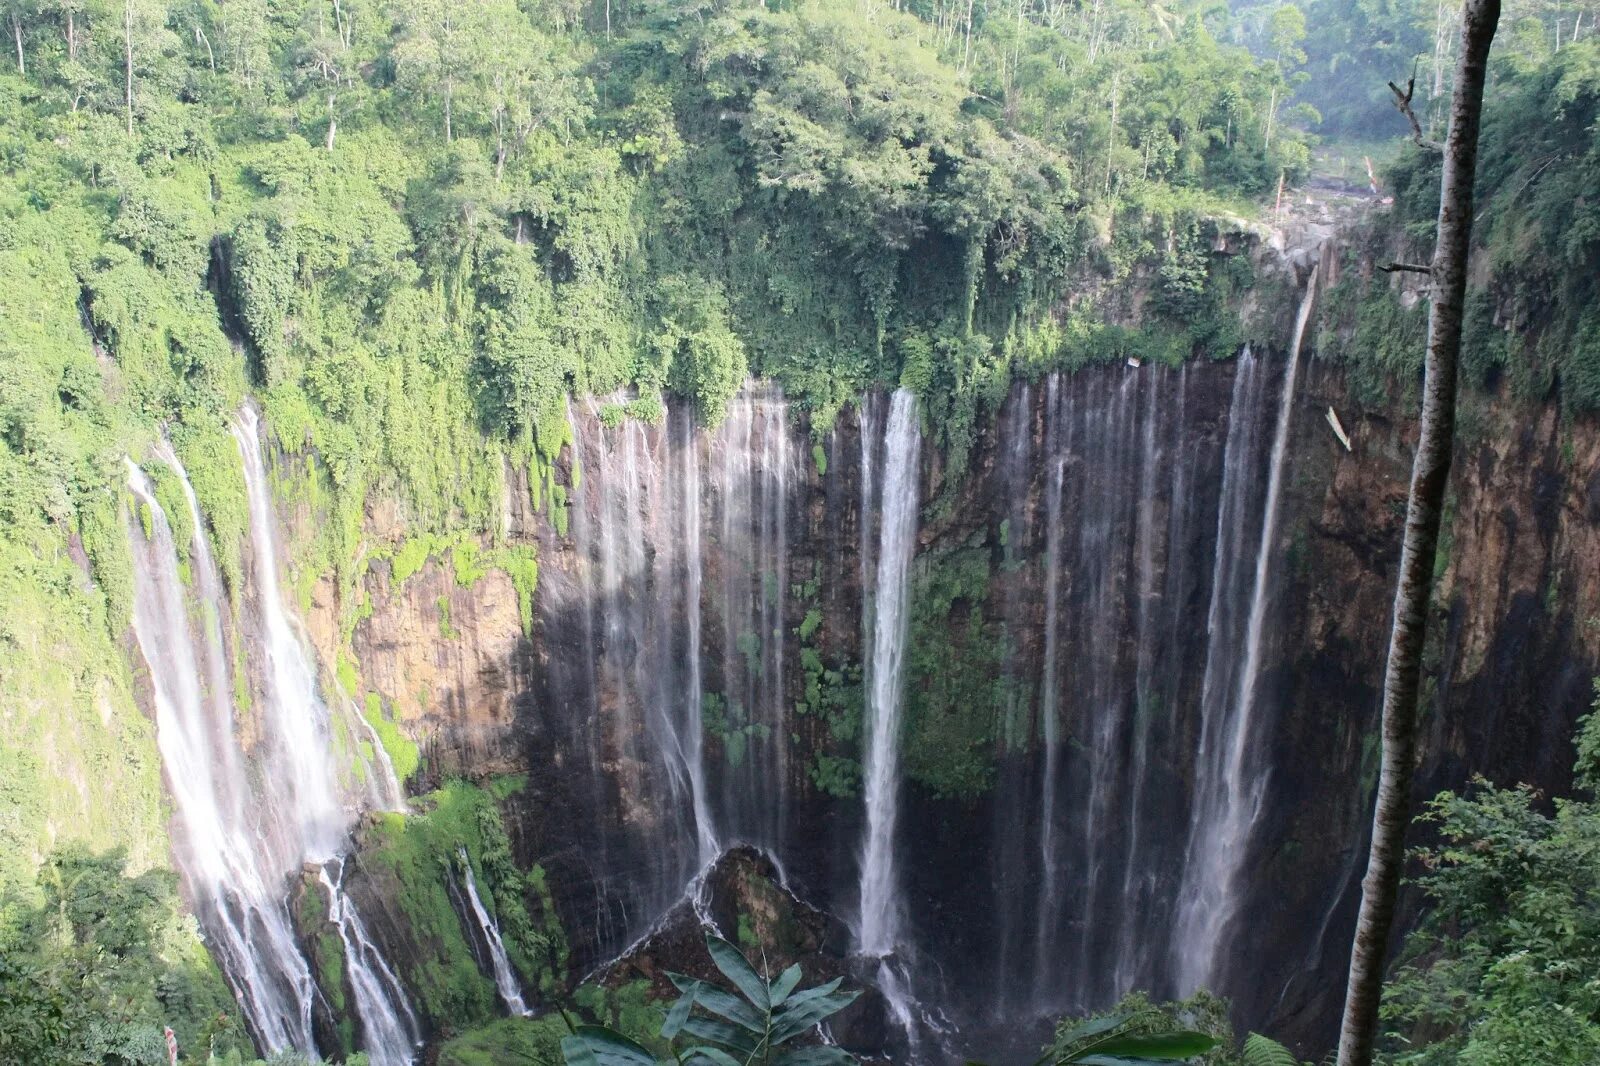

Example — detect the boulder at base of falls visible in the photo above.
[591,846,905,1061]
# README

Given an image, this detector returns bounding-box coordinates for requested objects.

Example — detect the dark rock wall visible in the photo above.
[306,353,1600,1058]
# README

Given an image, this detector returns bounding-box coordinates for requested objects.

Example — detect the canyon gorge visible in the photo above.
[103,239,1600,1064]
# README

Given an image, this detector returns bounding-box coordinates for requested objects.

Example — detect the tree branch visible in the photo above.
[1388,77,1443,153]
[1379,263,1433,275]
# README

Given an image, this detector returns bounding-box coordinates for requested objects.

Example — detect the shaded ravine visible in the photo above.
[523,363,1308,1054]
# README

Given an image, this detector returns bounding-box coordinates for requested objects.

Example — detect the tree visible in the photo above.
[1381,689,1600,1065]
[4,0,33,74]
[1335,3,1503,1065]
[118,0,171,134]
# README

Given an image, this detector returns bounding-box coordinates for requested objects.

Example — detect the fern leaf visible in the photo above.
[1242,1033,1299,1066]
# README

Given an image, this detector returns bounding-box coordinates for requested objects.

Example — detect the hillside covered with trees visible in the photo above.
[3,0,1600,1063]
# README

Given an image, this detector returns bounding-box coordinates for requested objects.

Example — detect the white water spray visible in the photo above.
[125,458,319,1054]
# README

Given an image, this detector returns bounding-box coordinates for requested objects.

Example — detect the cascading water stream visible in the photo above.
[235,404,420,1065]
[127,410,417,1063]
[457,848,530,1016]
[125,457,319,1055]
[856,388,922,960]
[1032,374,1068,998]
[1174,266,1320,990]
[680,406,719,867]
[553,383,795,964]
[232,408,344,860]
[320,858,423,1065]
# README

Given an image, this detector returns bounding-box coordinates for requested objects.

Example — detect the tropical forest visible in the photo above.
[1,0,1598,1062]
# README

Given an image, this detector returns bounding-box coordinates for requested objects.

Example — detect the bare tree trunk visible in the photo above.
[1103,69,1119,196]
[124,0,135,135]
[11,14,22,74]
[1335,4,1500,1065]
[326,93,337,151]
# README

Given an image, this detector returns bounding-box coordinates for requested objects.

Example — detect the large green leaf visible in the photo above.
[1078,1031,1219,1060]
[769,963,803,1007]
[706,934,771,1010]
[560,1026,660,1066]
[773,1046,859,1065]
[662,981,701,1040]
[681,1015,762,1056]
[1054,1013,1135,1050]
[562,1035,600,1066]
[770,990,861,1044]
[674,978,766,1032]
[775,976,843,1013]
[681,1048,745,1066]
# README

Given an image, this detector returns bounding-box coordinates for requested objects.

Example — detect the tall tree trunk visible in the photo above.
[124,0,135,135]
[11,13,23,74]
[1335,3,1499,1065]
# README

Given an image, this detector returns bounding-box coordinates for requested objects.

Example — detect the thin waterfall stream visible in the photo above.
[856,388,922,959]
[457,848,530,1016]
[1174,265,1321,990]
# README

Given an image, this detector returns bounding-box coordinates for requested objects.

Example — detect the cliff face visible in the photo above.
[283,339,1600,1057]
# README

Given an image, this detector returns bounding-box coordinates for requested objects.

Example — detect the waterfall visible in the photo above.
[1071,372,1141,1000]
[319,858,423,1065]
[232,408,344,860]
[456,849,529,1016]
[1033,372,1067,998]
[680,405,719,867]
[1113,365,1193,997]
[552,383,794,962]
[1175,267,1319,991]
[711,385,794,851]
[990,382,1033,1003]
[127,410,418,1062]
[125,457,319,1055]
[857,388,922,958]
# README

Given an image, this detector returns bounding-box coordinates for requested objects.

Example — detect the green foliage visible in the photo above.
[1366,37,1600,412]
[1381,684,1600,1065]
[904,545,1002,799]
[440,1014,571,1066]
[1240,1032,1299,1066]
[560,934,859,1066]
[357,778,567,1037]
[1032,991,1285,1066]
[365,692,422,785]
[0,847,240,1065]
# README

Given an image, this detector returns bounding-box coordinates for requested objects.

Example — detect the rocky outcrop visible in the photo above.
[593,847,902,1060]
